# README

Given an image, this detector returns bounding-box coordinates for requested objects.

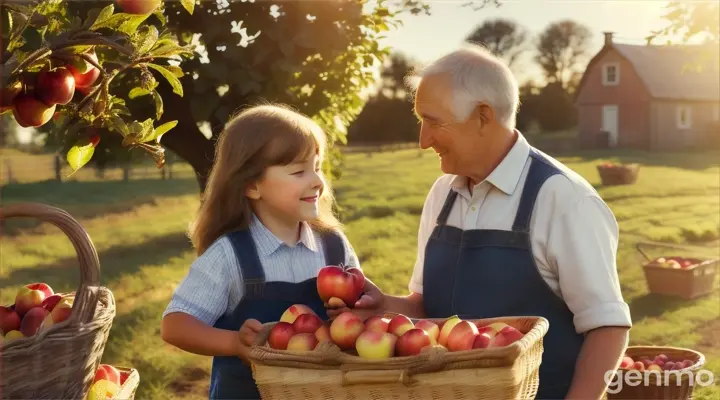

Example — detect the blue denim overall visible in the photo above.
[209,229,346,400]
[422,148,585,399]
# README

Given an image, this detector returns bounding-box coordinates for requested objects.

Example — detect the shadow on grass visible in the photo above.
[628,293,698,322]
[563,149,720,171]
[1,178,199,235]
[0,231,192,295]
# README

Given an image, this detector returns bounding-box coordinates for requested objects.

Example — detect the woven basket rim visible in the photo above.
[623,346,706,370]
[642,259,719,271]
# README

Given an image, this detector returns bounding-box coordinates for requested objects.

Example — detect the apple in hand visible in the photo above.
[268,322,295,350]
[414,320,440,345]
[280,304,316,324]
[396,328,432,356]
[355,331,397,359]
[446,321,479,351]
[490,325,524,347]
[364,316,391,333]
[0,306,21,334]
[329,311,364,350]
[317,265,365,307]
[292,313,324,334]
[438,316,462,347]
[287,333,319,351]
[388,314,414,337]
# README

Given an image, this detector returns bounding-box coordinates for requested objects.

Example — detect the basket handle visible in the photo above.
[636,240,720,262]
[342,369,413,386]
[1,202,101,324]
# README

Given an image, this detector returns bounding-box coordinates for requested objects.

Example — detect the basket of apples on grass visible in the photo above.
[0,203,117,400]
[606,346,706,400]
[597,162,640,186]
[248,265,550,399]
[86,364,140,400]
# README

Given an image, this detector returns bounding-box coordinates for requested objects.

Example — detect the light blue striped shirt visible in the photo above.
[162,215,361,325]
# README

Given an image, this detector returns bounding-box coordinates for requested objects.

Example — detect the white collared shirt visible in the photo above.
[163,215,360,325]
[409,133,632,334]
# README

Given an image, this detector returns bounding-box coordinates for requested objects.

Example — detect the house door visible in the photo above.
[602,105,619,147]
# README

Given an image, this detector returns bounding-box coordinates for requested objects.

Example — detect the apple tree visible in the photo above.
[0,0,195,175]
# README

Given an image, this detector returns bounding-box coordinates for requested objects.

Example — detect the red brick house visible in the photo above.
[574,32,720,150]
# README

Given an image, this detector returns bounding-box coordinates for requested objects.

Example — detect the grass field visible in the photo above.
[1,146,719,399]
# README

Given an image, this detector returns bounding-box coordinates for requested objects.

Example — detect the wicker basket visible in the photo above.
[597,163,640,186]
[249,315,548,399]
[0,203,117,400]
[637,242,719,299]
[113,366,140,400]
[606,346,706,400]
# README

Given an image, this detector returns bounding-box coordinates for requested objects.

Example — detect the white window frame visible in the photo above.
[602,62,620,86]
[676,105,692,130]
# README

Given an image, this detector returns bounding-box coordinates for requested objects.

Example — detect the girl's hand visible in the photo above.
[236,318,264,362]
[326,279,386,321]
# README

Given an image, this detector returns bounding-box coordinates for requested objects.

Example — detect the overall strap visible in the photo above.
[512,148,563,232]
[226,229,266,298]
[436,189,459,225]
[320,230,347,267]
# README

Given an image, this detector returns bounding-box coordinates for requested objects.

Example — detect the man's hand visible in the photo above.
[326,279,386,320]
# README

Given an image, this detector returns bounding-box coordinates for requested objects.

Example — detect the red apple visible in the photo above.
[292,313,324,334]
[656,354,669,363]
[446,321,479,351]
[117,0,161,14]
[640,358,653,369]
[15,283,52,316]
[663,361,676,371]
[41,294,63,312]
[364,316,391,333]
[287,333,318,351]
[490,325,524,347]
[68,51,100,89]
[355,331,397,359]
[94,364,121,386]
[19,307,50,337]
[267,322,295,350]
[472,332,492,349]
[681,359,694,369]
[387,314,414,337]
[35,67,75,106]
[619,356,634,369]
[438,316,462,347]
[329,311,364,350]
[317,265,365,306]
[395,328,432,357]
[414,320,440,345]
[632,361,645,371]
[0,306,21,334]
[12,94,56,128]
[279,304,315,324]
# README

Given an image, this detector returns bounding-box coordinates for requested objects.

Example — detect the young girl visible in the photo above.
[160,103,361,400]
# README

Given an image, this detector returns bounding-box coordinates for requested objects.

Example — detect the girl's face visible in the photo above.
[247,153,325,227]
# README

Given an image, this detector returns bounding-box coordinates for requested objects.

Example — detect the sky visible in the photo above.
[374,0,685,83]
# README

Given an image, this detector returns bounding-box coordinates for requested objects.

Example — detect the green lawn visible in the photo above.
[1,147,719,399]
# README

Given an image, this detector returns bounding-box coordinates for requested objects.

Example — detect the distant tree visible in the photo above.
[465,18,529,69]
[535,20,592,92]
[651,1,719,43]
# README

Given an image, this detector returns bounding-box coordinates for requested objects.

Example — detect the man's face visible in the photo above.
[413,74,486,176]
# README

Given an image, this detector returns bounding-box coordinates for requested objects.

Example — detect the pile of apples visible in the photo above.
[619,353,695,372]
[86,364,125,400]
[264,265,525,359]
[652,257,698,269]
[0,283,75,343]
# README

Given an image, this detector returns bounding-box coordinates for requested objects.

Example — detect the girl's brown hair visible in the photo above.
[189,103,342,256]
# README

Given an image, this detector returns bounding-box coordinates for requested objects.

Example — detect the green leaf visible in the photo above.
[150,40,194,58]
[147,63,184,96]
[152,90,163,120]
[118,14,150,36]
[128,87,151,99]
[85,5,115,30]
[181,0,195,15]
[164,65,184,78]
[145,120,178,143]
[136,25,159,54]
[108,115,129,136]
[66,138,96,173]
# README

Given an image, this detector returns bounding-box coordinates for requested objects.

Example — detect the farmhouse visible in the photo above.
[574,32,720,150]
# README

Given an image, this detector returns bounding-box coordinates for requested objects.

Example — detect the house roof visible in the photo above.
[611,43,720,101]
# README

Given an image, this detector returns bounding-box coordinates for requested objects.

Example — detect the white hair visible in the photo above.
[405,43,519,130]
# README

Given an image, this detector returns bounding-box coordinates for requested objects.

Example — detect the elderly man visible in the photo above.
[328,44,632,399]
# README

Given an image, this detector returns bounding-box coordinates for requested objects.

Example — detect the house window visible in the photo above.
[676,105,692,129]
[602,63,619,86]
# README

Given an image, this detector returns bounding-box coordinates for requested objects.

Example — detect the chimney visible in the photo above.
[603,31,614,46]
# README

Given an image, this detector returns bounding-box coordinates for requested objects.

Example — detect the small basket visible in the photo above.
[606,346,705,400]
[249,315,548,399]
[637,242,719,299]
[597,163,640,186]
[0,203,117,400]
[113,366,140,400]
